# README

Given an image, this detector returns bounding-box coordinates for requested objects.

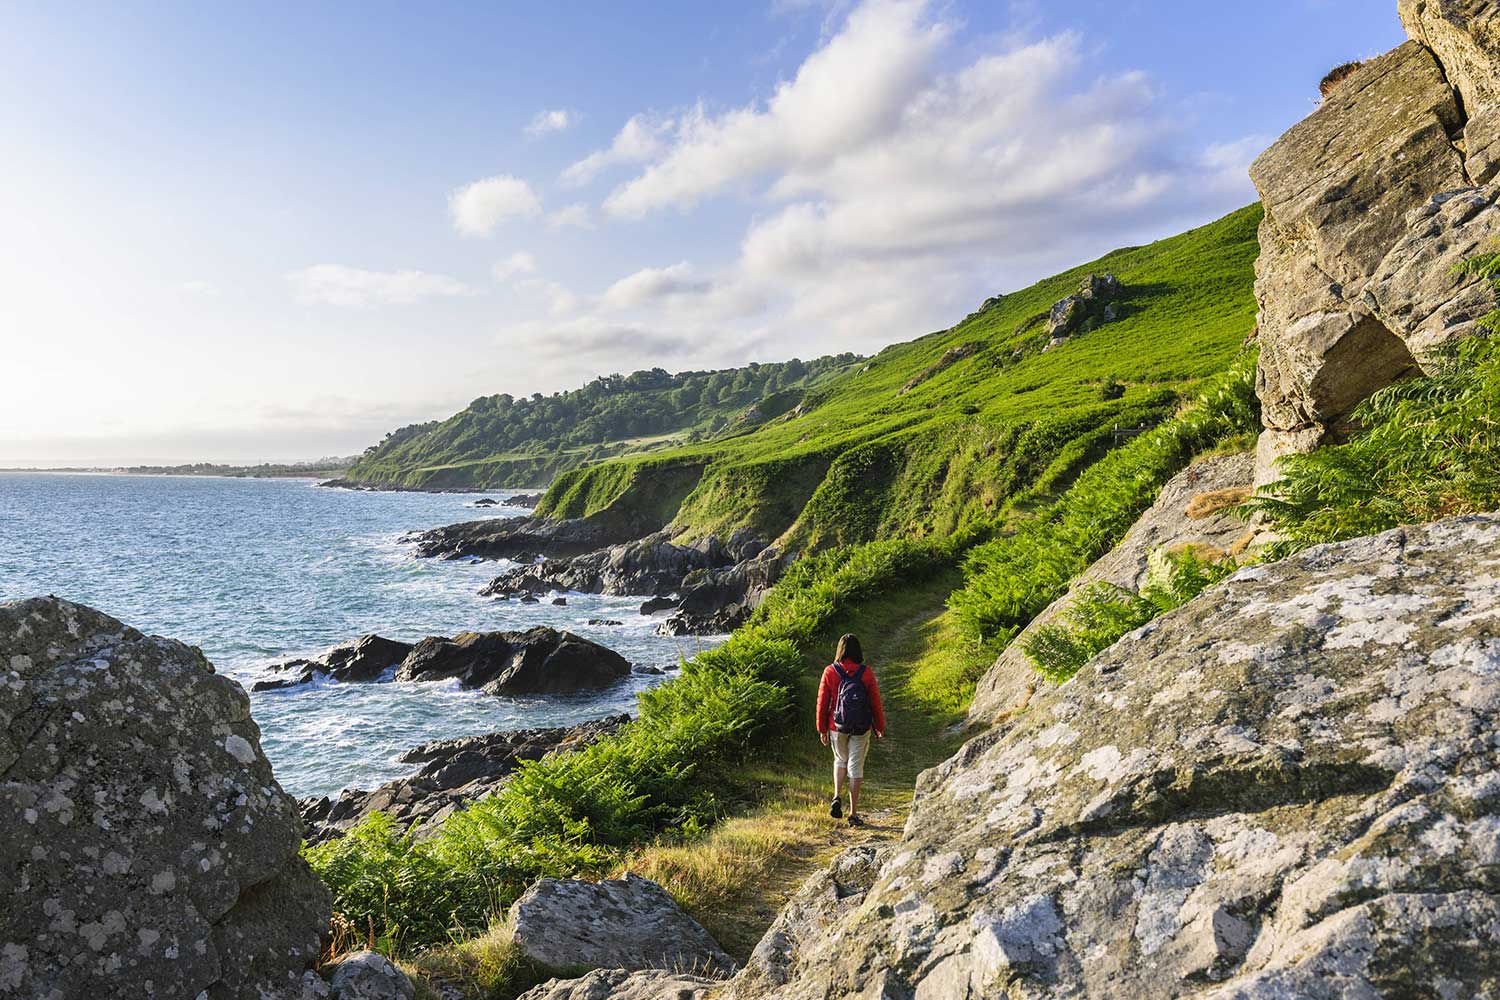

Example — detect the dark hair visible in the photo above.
[835,633,863,664]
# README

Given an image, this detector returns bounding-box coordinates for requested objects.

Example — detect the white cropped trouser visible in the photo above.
[832,729,871,780]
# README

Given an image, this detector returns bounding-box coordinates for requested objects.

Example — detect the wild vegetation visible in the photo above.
[305,205,1266,992]
[340,356,859,489]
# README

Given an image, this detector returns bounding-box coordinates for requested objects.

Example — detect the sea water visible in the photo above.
[0,473,718,797]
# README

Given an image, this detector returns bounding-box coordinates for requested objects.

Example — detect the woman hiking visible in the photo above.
[816,633,885,826]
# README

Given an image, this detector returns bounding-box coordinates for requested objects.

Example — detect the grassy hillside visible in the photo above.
[341,355,860,489]
[541,204,1263,548]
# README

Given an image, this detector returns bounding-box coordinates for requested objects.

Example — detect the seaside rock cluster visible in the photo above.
[508,873,736,977]
[481,529,784,635]
[718,514,1500,998]
[1251,6,1500,486]
[1045,272,1122,347]
[0,597,329,1000]
[969,452,1258,725]
[254,626,630,696]
[300,715,630,844]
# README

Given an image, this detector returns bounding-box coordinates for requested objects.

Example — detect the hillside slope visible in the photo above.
[337,355,860,490]
[536,204,1262,551]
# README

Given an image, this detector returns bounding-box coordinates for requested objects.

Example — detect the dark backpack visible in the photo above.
[832,663,872,735]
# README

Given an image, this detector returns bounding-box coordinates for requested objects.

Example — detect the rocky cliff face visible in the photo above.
[1251,6,1500,486]
[725,515,1500,998]
[0,597,330,1000]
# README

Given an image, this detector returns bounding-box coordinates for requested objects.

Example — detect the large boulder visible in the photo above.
[1249,13,1500,487]
[726,515,1500,997]
[969,452,1258,726]
[0,597,330,1000]
[508,873,736,977]
[299,715,630,844]
[395,627,631,695]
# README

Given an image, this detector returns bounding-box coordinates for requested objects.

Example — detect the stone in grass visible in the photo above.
[327,950,416,1000]
[508,873,736,978]
[517,968,718,1000]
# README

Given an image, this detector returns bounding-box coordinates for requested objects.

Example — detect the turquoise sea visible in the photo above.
[0,473,714,798]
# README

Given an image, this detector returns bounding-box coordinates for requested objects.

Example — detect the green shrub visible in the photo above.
[1247,335,1500,555]
[1021,547,1240,681]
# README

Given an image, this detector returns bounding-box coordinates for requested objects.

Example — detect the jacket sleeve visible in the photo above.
[815,666,832,733]
[866,670,886,734]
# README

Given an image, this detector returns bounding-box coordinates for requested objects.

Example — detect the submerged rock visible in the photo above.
[0,596,330,1000]
[508,873,736,977]
[253,633,413,691]
[396,627,631,695]
[299,715,629,843]
[724,515,1500,998]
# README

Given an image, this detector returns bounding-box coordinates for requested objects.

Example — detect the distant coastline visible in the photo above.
[0,458,355,479]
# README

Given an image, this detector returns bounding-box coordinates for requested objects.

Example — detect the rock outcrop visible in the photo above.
[396,627,631,695]
[722,514,1500,998]
[253,634,413,691]
[969,452,1259,726]
[508,873,736,978]
[0,597,330,1000]
[1045,272,1122,346]
[299,715,630,844]
[408,514,628,561]
[480,529,782,635]
[1250,12,1500,486]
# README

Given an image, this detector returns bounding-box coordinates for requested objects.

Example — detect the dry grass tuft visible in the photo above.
[1320,61,1364,99]
[1185,486,1252,520]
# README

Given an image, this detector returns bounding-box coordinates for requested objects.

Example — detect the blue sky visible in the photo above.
[0,0,1406,464]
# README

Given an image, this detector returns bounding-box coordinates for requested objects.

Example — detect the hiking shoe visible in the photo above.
[848,814,865,827]
[830,797,843,819]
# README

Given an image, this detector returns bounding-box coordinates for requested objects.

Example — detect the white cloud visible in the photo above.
[492,252,538,281]
[525,109,574,136]
[175,280,218,297]
[560,114,670,187]
[547,203,595,230]
[602,262,710,310]
[449,175,542,236]
[287,265,477,308]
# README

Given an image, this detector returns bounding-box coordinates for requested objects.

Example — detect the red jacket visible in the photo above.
[816,659,886,735]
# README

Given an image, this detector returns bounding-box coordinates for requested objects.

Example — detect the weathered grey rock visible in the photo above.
[395,627,631,696]
[0,597,330,1000]
[327,950,415,1000]
[299,715,630,844]
[516,968,717,1000]
[253,633,413,691]
[508,873,735,977]
[732,515,1500,998]
[1045,273,1122,339]
[969,453,1258,726]
[1248,14,1500,486]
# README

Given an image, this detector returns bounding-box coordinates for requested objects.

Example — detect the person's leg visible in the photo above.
[847,732,870,820]
[831,732,847,817]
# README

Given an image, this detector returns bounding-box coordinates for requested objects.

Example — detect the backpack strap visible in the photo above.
[832,663,851,682]
[849,664,866,682]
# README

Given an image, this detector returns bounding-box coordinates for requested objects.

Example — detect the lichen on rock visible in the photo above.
[0,596,329,1000]
[723,515,1500,998]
